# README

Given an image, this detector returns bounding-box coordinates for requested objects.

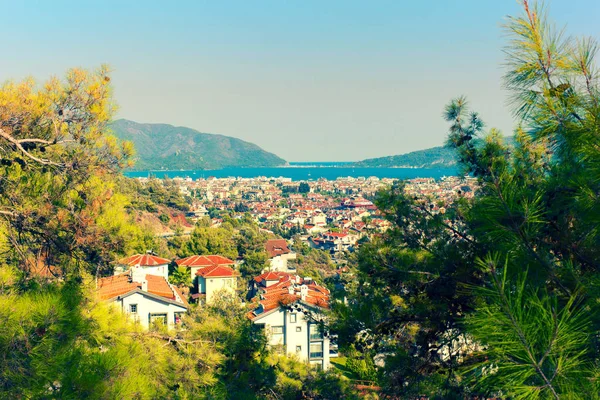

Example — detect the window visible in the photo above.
[129,304,137,314]
[310,342,323,359]
[296,326,302,332]
[149,313,167,330]
[290,313,297,323]
[309,324,322,340]
[272,326,284,334]
[296,345,302,352]
[174,312,184,324]
[271,325,284,344]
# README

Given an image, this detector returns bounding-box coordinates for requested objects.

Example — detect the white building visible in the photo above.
[175,255,238,303]
[265,239,297,272]
[249,272,337,370]
[97,269,188,329]
[116,252,171,280]
[194,264,239,303]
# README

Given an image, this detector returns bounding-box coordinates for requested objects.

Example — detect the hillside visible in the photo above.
[110,119,287,170]
[353,146,457,168]
[354,137,515,168]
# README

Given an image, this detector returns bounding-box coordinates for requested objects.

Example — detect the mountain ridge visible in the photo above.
[110,119,287,171]
[352,146,457,168]
[352,137,515,168]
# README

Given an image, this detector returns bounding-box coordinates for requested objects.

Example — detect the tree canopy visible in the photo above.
[334,1,600,398]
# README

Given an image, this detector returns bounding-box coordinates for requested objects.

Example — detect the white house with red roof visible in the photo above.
[265,239,296,272]
[117,252,171,280]
[248,271,337,370]
[97,269,188,329]
[176,255,239,303]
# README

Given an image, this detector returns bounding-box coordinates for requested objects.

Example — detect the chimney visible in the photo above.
[141,279,148,292]
[131,267,146,284]
[300,285,308,301]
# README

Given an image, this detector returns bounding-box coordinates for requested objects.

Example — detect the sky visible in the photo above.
[1,1,599,162]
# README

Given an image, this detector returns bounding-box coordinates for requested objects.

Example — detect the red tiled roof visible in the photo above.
[265,239,291,258]
[97,273,140,300]
[97,272,186,307]
[325,232,347,238]
[118,254,171,267]
[176,255,235,268]
[146,274,175,298]
[172,286,190,307]
[196,265,239,278]
[253,271,292,284]
[249,272,330,319]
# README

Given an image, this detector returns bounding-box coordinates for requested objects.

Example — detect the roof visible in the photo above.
[325,232,348,238]
[254,271,294,284]
[265,239,291,258]
[97,273,141,300]
[249,272,330,320]
[146,274,174,298]
[118,254,171,267]
[97,271,187,308]
[176,255,235,268]
[196,264,239,278]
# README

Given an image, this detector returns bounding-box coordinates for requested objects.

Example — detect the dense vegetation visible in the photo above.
[0,68,354,399]
[335,1,600,398]
[110,119,287,171]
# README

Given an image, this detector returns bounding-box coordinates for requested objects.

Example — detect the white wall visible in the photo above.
[114,292,187,329]
[253,306,332,370]
[269,253,297,272]
[198,276,237,303]
[132,264,169,280]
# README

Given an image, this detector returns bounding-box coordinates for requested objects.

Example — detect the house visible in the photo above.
[194,264,240,303]
[176,255,235,284]
[97,269,188,329]
[248,272,337,370]
[117,252,171,280]
[309,231,358,254]
[265,239,297,272]
[176,255,239,303]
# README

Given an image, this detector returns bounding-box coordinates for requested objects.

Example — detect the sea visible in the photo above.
[124,162,458,181]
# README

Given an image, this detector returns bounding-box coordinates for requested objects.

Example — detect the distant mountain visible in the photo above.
[354,137,516,168]
[353,146,457,168]
[110,119,287,171]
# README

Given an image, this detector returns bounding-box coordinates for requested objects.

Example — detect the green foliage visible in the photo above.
[0,279,171,399]
[170,265,192,288]
[334,2,600,398]
[180,225,238,260]
[345,345,378,381]
[0,67,354,399]
[298,182,310,193]
[119,176,191,213]
[464,256,596,398]
[240,250,269,278]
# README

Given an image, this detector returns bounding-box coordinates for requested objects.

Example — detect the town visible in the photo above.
[96,175,477,371]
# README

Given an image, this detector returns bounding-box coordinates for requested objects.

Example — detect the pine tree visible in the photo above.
[335,1,600,398]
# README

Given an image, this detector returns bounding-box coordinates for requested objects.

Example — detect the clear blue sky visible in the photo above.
[1,1,598,161]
